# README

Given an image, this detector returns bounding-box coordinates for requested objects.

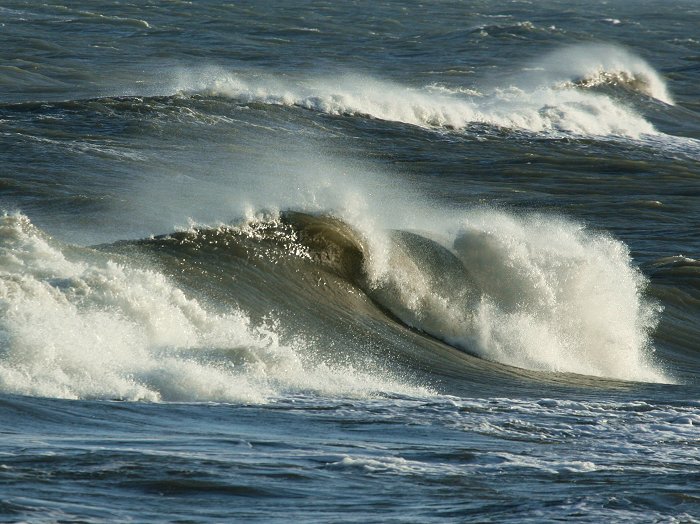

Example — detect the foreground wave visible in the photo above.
[0,209,669,402]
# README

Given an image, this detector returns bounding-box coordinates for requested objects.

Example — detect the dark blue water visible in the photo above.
[1,1,699,522]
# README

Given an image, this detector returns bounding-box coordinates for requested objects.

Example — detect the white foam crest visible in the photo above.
[170,67,656,138]
[534,43,674,105]
[363,210,668,383]
[0,214,430,402]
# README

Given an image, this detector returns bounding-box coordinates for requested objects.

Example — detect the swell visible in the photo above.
[0,95,219,125]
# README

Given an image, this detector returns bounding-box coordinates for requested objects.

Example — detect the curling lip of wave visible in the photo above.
[244,211,669,383]
[136,211,668,383]
[537,44,674,105]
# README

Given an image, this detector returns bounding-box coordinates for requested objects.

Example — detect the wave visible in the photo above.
[0,201,669,404]
[154,44,670,139]
[0,213,430,402]
[537,44,674,104]
[0,45,674,142]
[0,5,144,27]
[170,70,655,138]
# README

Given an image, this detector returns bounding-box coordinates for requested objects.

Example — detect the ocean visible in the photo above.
[1,0,699,522]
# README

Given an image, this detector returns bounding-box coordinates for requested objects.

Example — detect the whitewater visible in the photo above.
[1,0,699,522]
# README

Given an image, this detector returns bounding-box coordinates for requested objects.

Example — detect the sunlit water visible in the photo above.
[1,1,699,522]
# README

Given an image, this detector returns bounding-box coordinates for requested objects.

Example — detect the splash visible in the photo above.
[368,212,666,381]
[283,210,669,383]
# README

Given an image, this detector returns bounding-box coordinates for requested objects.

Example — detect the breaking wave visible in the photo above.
[0,204,669,404]
[281,211,667,382]
[157,44,671,139]
[0,213,430,402]
[539,44,674,104]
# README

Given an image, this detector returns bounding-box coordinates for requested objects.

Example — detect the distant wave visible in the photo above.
[158,44,671,138]
[0,44,674,141]
[537,44,674,104]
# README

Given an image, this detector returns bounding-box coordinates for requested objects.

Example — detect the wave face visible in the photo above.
[156,44,670,139]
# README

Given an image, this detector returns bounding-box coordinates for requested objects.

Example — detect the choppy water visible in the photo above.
[1,1,699,522]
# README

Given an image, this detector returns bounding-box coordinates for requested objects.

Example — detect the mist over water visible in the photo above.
[1,0,700,522]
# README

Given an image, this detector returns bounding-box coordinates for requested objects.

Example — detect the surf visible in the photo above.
[0,213,432,402]
[143,43,673,139]
[0,201,670,405]
[281,211,667,383]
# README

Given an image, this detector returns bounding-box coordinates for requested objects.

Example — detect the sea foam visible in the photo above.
[348,207,668,382]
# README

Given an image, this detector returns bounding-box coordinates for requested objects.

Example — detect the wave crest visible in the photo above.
[168,48,662,138]
[538,44,674,104]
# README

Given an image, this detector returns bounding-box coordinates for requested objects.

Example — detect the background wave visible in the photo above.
[153,44,670,138]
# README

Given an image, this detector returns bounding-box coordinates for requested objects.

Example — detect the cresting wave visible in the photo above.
[540,44,674,104]
[280,211,666,383]
[0,213,430,402]
[161,44,669,138]
[0,206,669,403]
